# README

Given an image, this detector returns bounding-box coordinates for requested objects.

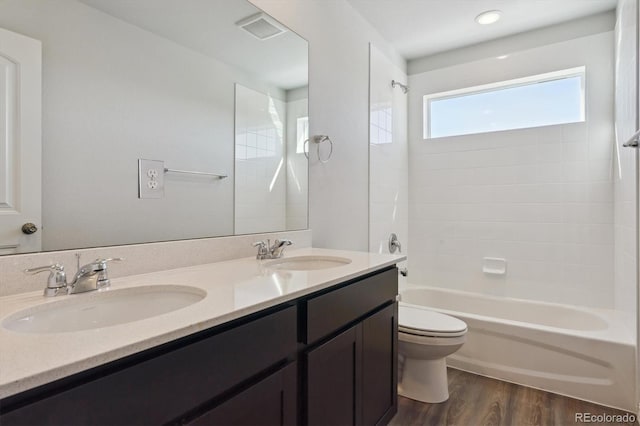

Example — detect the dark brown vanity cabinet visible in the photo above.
[0,305,299,426]
[304,268,398,426]
[0,266,398,426]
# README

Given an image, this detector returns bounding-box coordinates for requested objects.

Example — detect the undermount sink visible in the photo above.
[264,255,352,271]
[3,285,206,334]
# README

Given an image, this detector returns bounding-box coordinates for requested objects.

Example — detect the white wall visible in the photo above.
[614,0,639,316]
[250,0,406,251]
[369,44,408,268]
[409,11,615,75]
[407,29,615,308]
[616,0,640,414]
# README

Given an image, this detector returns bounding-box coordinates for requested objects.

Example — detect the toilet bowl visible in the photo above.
[398,303,467,403]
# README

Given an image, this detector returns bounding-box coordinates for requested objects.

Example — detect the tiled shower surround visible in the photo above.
[407,29,617,308]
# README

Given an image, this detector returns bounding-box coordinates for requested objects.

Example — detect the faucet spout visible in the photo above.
[69,265,102,294]
[270,239,292,258]
[69,258,123,294]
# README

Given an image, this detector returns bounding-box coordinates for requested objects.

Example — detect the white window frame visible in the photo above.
[423,66,586,139]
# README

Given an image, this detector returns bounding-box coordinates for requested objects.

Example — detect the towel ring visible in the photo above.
[304,135,333,163]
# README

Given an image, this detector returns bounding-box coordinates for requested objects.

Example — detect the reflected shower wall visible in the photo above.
[234,83,308,234]
[235,84,286,234]
[285,87,309,231]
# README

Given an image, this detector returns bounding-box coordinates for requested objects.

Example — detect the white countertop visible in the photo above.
[0,248,404,399]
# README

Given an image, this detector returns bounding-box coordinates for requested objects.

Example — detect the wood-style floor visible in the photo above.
[390,368,637,426]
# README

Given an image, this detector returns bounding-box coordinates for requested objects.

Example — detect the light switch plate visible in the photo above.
[138,159,165,199]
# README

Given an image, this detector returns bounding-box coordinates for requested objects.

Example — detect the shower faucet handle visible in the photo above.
[389,233,402,254]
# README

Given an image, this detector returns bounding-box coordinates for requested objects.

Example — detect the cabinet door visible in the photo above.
[306,326,360,426]
[189,362,297,426]
[362,303,397,426]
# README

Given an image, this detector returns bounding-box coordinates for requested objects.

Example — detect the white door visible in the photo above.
[0,27,42,254]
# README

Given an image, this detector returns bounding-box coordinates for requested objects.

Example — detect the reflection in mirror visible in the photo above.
[234,84,308,234]
[0,0,308,254]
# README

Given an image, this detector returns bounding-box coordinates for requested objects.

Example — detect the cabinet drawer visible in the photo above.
[1,305,297,426]
[305,267,397,344]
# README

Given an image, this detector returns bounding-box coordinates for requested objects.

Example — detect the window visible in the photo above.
[423,67,585,139]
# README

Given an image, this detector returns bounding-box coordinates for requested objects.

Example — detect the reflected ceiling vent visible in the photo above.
[236,13,287,40]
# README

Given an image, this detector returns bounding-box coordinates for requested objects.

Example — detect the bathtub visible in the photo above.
[400,285,636,412]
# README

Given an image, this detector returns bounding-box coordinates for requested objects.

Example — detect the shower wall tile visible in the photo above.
[235,85,287,235]
[407,31,616,308]
[368,45,409,268]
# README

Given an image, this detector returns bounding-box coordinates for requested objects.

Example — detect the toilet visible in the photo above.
[398,303,468,403]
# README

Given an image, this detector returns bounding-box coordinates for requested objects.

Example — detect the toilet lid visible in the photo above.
[399,304,467,336]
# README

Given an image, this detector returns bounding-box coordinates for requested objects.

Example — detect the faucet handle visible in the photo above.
[24,264,68,296]
[79,257,123,272]
[92,258,123,290]
[253,241,270,259]
[388,233,402,254]
[94,257,124,268]
[24,263,65,275]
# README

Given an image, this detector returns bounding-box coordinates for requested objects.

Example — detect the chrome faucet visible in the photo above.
[25,256,123,297]
[388,233,402,254]
[252,239,293,260]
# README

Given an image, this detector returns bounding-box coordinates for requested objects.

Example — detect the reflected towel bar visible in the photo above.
[164,168,228,179]
[623,129,640,148]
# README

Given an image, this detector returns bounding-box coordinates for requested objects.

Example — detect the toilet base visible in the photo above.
[398,357,449,403]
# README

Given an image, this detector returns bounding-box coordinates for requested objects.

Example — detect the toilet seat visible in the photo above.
[399,304,467,338]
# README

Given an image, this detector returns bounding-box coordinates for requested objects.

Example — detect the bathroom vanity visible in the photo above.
[0,249,402,425]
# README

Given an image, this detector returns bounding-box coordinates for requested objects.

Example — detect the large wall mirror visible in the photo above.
[0,0,308,255]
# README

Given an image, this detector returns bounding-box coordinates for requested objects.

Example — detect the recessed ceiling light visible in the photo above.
[475,10,502,25]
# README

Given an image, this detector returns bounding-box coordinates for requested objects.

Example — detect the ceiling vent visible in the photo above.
[236,13,287,40]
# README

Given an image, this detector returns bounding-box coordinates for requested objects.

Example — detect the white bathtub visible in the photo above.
[400,285,636,412]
